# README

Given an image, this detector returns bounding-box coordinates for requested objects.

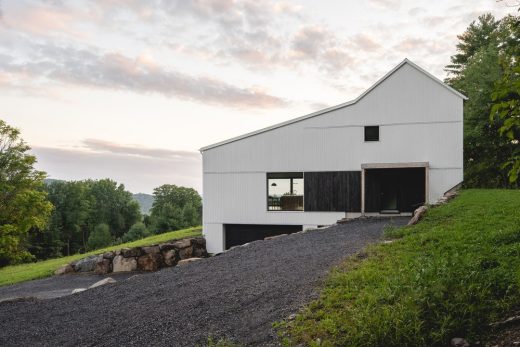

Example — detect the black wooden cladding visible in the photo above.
[364,168,425,213]
[304,171,361,212]
[225,224,302,249]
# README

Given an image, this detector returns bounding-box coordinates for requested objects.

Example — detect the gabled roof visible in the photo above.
[200,58,468,152]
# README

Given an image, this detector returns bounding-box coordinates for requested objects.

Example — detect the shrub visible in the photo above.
[122,222,150,242]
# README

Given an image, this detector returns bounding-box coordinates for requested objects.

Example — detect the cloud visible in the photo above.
[32,144,202,194]
[352,33,382,52]
[367,0,402,9]
[408,7,427,16]
[288,25,356,73]
[82,139,200,160]
[0,1,92,39]
[394,37,452,56]
[0,44,287,109]
[423,16,451,26]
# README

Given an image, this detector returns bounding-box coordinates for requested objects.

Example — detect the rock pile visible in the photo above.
[55,237,207,275]
[407,188,460,226]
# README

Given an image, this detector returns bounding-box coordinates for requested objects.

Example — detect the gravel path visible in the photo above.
[0,272,148,302]
[0,217,408,346]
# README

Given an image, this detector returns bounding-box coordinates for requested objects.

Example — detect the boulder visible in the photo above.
[74,255,101,272]
[163,249,179,267]
[191,237,206,247]
[112,255,137,272]
[121,247,142,258]
[102,251,115,260]
[193,246,207,258]
[94,258,112,275]
[89,277,116,289]
[177,257,202,265]
[142,245,160,255]
[451,338,470,347]
[72,288,87,294]
[407,205,428,226]
[159,243,176,252]
[178,246,193,260]
[445,191,458,201]
[137,253,163,271]
[54,264,74,275]
[173,239,191,249]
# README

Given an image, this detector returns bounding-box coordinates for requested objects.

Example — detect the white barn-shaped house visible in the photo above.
[200,59,466,254]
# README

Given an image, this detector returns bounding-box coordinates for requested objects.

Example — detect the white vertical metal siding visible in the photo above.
[202,62,464,253]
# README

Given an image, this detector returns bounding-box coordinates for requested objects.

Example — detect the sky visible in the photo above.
[0,0,516,194]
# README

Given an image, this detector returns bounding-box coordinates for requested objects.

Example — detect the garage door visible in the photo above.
[225,224,303,249]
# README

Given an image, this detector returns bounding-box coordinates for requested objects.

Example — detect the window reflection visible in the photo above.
[267,173,304,211]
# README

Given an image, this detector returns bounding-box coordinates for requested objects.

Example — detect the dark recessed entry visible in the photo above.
[224,224,302,249]
[365,167,425,213]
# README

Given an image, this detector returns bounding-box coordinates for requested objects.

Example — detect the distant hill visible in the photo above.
[133,193,155,215]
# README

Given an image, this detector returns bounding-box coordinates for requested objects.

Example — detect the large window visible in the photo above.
[267,172,304,211]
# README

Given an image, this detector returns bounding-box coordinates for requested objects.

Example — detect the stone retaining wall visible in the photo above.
[55,237,207,275]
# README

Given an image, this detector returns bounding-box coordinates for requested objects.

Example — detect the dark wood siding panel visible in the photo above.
[304,171,361,212]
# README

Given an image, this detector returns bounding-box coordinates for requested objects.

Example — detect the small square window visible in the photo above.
[364,126,379,142]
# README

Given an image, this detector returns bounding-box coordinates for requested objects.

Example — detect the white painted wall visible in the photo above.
[202,62,464,253]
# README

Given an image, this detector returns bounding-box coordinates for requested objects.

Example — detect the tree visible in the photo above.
[0,120,53,266]
[445,14,519,187]
[122,222,150,242]
[445,14,499,85]
[86,179,141,239]
[86,223,112,250]
[150,185,202,233]
[44,180,90,256]
[490,16,520,183]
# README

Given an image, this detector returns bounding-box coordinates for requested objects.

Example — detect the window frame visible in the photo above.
[266,172,305,212]
[364,125,380,142]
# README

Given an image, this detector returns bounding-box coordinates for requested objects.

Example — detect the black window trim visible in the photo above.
[266,172,305,212]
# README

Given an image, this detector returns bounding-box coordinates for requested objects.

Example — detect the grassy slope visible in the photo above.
[0,227,201,287]
[279,189,520,347]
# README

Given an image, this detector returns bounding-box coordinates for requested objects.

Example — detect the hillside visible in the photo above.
[132,193,155,214]
[280,189,520,346]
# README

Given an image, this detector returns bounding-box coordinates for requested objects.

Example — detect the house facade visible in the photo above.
[200,59,466,254]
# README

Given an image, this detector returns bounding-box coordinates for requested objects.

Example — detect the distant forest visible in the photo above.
[46,179,155,214]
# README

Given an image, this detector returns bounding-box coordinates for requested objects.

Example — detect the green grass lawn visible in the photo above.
[0,226,202,287]
[279,189,520,347]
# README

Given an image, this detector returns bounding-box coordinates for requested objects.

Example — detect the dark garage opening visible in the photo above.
[365,167,425,213]
[225,224,303,249]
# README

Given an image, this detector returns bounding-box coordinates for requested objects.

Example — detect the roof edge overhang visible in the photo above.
[200,58,468,152]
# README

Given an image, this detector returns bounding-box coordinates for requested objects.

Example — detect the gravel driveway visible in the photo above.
[0,272,148,302]
[0,217,408,346]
